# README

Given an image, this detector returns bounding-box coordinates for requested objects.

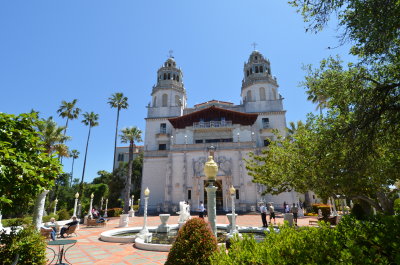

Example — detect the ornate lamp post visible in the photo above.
[228,186,239,237]
[73,192,79,217]
[204,155,218,237]
[129,195,135,217]
[88,193,94,218]
[53,198,58,215]
[139,187,152,241]
[104,199,108,217]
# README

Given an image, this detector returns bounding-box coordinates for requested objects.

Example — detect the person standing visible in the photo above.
[291,203,299,225]
[268,203,276,225]
[198,201,205,219]
[260,203,267,227]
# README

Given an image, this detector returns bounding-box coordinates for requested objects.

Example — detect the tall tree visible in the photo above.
[108,93,129,172]
[36,117,70,157]
[57,99,81,137]
[0,113,61,216]
[119,126,142,214]
[69,149,80,187]
[80,112,99,196]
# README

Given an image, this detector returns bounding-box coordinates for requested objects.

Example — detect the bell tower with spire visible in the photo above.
[241,50,283,113]
[148,55,187,118]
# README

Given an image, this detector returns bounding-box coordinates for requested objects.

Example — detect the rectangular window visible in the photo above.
[160,123,167,134]
[117,153,124,161]
[195,139,203,144]
[264,139,271,147]
[188,190,191,200]
[158,144,166,150]
[262,118,270,128]
[236,189,240,200]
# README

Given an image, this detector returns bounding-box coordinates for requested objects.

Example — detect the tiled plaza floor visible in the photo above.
[46,213,318,265]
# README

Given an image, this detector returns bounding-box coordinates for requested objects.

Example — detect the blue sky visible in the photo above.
[0,1,352,183]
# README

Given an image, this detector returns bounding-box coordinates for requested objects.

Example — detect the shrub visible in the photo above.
[57,208,71,220]
[166,218,218,265]
[0,226,47,265]
[211,222,340,265]
[42,213,59,222]
[2,217,32,227]
[105,208,123,217]
[211,215,400,265]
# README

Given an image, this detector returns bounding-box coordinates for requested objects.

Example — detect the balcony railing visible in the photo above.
[193,120,232,128]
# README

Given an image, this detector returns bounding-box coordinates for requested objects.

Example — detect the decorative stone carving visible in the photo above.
[193,157,206,177]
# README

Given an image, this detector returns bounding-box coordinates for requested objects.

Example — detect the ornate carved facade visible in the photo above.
[140,51,302,213]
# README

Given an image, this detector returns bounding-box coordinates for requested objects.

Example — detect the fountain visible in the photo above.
[100,151,276,251]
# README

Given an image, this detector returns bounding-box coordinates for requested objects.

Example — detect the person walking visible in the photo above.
[268,203,276,225]
[198,201,205,219]
[291,203,299,225]
[260,203,267,227]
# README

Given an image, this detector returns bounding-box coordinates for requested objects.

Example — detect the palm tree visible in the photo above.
[57,99,81,136]
[307,93,328,115]
[120,126,142,214]
[37,117,70,156]
[108,93,129,172]
[35,116,71,219]
[69,149,80,187]
[57,99,80,163]
[80,112,99,195]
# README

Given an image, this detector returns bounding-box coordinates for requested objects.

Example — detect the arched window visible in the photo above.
[268,68,271,75]
[163,73,167,80]
[246,70,249,77]
[168,73,171,80]
[177,75,179,82]
[162,94,168,107]
[250,68,253,74]
[255,66,259,73]
[260,66,263,73]
[173,74,176,80]
[247,90,252,102]
[153,96,157,107]
[175,95,181,106]
[260,87,266,101]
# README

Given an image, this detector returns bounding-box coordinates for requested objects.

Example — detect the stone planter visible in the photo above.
[226,213,238,231]
[157,214,170,232]
[119,214,129,227]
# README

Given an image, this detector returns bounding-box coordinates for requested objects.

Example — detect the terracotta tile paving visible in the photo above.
[46,213,318,264]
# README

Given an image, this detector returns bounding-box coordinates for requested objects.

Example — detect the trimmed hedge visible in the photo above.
[166,217,218,265]
[2,217,32,227]
[42,213,59,222]
[57,208,71,220]
[211,215,400,265]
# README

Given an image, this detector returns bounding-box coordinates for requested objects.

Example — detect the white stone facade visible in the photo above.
[140,51,302,213]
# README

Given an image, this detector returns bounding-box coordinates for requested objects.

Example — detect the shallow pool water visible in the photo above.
[113,229,267,244]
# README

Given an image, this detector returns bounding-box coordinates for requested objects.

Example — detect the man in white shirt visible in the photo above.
[260,203,267,227]
[198,201,205,219]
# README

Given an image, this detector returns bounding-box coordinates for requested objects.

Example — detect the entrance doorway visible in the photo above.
[204,180,224,210]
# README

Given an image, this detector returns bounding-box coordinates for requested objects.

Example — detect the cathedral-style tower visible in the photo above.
[241,50,283,113]
[148,57,187,118]
[145,56,187,152]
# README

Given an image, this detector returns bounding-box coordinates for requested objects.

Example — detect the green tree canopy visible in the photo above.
[0,113,61,215]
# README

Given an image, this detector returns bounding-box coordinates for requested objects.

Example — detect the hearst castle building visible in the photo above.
[140,50,304,213]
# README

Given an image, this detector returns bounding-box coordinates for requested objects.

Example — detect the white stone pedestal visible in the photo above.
[119,214,129,227]
[157,214,170,233]
[0,211,3,230]
[84,215,88,225]
[128,210,135,217]
[206,184,217,237]
[226,213,238,231]
[284,213,294,226]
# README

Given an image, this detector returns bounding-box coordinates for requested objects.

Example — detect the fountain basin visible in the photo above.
[100,224,278,252]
